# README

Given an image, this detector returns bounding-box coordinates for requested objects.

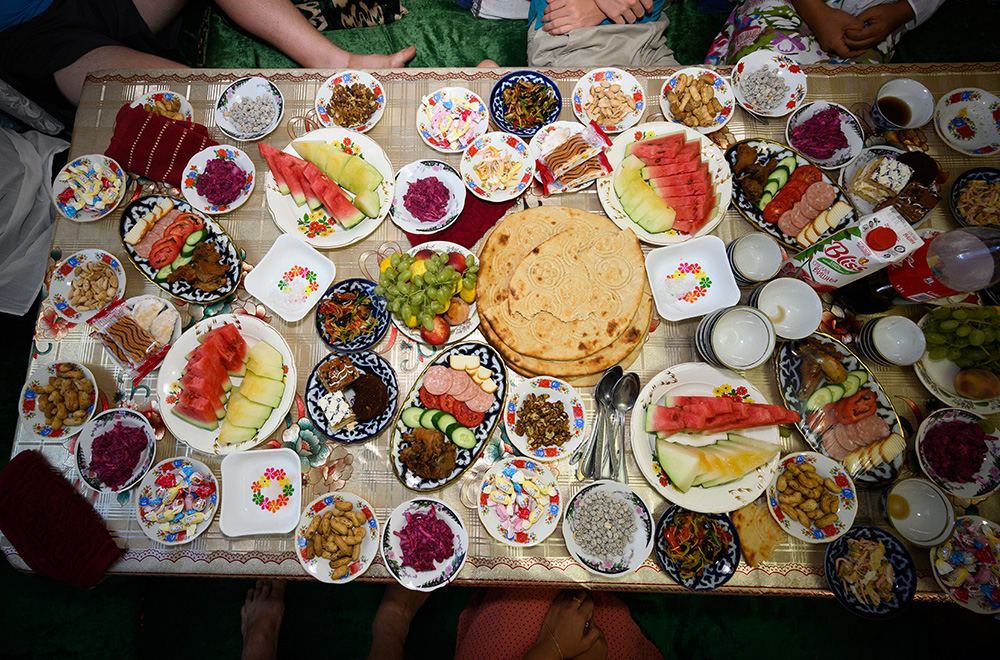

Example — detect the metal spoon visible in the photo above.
[576,366,622,480]
[607,373,639,483]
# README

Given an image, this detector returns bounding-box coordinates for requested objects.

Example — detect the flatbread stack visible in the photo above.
[477,206,652,387]
[730,499,785,566]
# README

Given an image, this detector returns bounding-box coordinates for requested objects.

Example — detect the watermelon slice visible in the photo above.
[628,133,685,160]
[302,162,366,230]
[258,143,289,195]
[282,156,323,211]
[172,389,225,430]
[643,164,710,187]
[646,398,800,437]
[614,155,675,233]
[189,324,248,377]
[273,153,306,206]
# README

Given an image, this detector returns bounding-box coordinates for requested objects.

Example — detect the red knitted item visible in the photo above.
[104,105,217,188]
[0,450,121,588]
[405,192,517,249]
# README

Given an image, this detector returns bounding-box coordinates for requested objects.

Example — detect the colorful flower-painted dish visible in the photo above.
[825,525,916,619]
[766,452,857,544]
[214,76,284,141]
[915,407,1000,500]
[18,361,98,439]
[296,492,379,583]
[562,480,654,577]
[785,101,864,170]
[503,376,587,462]
[244,233,336,322]
[47,249,127,323]
[314,70,385,133]
[659,67,736,134]
[390,159,466,234]
[931,515,1000,614]
[76,407,156,493]
[644,235,739,322]
[528,121,592,193]
[416,87,489,153]
[51,154,126,222]
[314,278,390,353]
[571,68,645,134]
[655,505,741,591]
[459,131,534,202]
[488,70,562,139]
[181,145,255,214]
[305,350,399,443]
[630,362,781,514]
[731,50,808,118]
[478,457,561,547]
[914,314,1000,415]
[136,456,219,545]
[219,448,301,536]
[933,88,1000,157]
[132,90,194,122]
[381,498,469,591]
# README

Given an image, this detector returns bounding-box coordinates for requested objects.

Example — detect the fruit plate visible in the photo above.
[295,492,379,583]
[314,278,390,353]
[658,67,736,135]
[390,159,466,234]
[824,525,916,619]
[838,145,906,216]
[18,361,99,439]
[75,408,156,493]
[931,515,1000,614]
[503,376,587,462]
[774,333,906,486]
[243,233,337,323]
[596,121,732,246]
[416,87,489,154]
[314,70,385,133]
[654,505,741,591]
[131,90,194,122]
[949,167,1000,229]
[459,132,535,203]
[389,342,508,492]
[136,456,219,546]
[629,362,781,514]
[724,138,859,250]
[181,145,256,215]
[562,480,655,578]
[51,154,126,222]
[477,457,561,547]
[913,314,1000,414]
[914,407,1000,500]
[48,249,127,323]
[528,121,593,193]
[118,194,243,305]
[381,498,469,591]
[264,127,394,249]
[766,451,857,543]
[156,314,297,455]
[219,448,301,536]
[389,241,480,346]
[305,350,399,443]
[571,68,645,134]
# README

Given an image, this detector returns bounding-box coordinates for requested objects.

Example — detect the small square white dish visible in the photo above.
[644,235,740,321]
[244,234,336,322]
[220,448,302,536]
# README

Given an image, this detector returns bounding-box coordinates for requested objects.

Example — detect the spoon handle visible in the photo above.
[616,412,629,485]
[580,408,605,479]
[601,411,619,480]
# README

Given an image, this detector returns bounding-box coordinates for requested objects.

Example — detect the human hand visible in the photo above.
[844,2,915,50]
[531,590,601,659]
[805,5,867,58]
[541,0,607,34]
[593,0,654,24]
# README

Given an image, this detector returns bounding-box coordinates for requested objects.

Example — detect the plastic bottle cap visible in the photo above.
[866,226,898,252]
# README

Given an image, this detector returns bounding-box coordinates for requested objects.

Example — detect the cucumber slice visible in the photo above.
[400,407,425,428]
[185,229,207,246]
[171,254,193,268]
[805,386,834,411]
[848,370,869,387]
[841,374,861,398]
[419,408,440,429]
[763,179,781,197]
[450,426,476,449]
[757,191,774,211]
[434,413,458,434]
[154,264,174,281]
[826,383,847,402]
[772,165,790,189]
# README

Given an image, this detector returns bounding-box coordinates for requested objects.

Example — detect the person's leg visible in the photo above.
[241,579,286,660]
[212,0,416,68]
[52,45,188,106]
[365,584,430,660]
[131,0,191,34]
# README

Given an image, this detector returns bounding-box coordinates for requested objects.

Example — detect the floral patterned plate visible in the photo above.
[48,249,127,323]
[915,408,1000,500]
[243,234,336,323]
[643,235,739,322]
[136,456,219,546]
[655,505,740,591]
[76,408,156,493]
[381,498,469,591]
[416,87,489,153]
[296,492,379,583]
[390,160,466,234]
[571,68,645,134]
[181,145,256,214]
[51,154,126,222]
[459,132,535,203]
[219,448,301,536]
[528,121,592,193]
[785,101,865,170]
[132,90,194,122]
[305,350,399,443]
[659,67,736,134]
[766,452,857,544]
[214,76,284,141]
[731,50,808,118]
[477,457,561,547]
[931,515,1000,614]
[562,480,654,577]
[630,362,781,514]
[825,525,916,619]
[933,88,1000,157]
[314,278,390,353]
[18,361,98,439]
[264,127,393,249]
[503,376,587,462]
[314,70,385,133]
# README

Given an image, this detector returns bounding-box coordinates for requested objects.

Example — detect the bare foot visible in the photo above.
[477,59,499,67]
[365,584,430,660]
[241,579,286,660]
[347,46,417,69]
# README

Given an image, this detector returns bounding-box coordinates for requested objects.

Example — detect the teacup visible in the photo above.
[726,234,783,286]
[695,306,776,371]
[871,79,934,130]
[747,278,823,340]
[856,316,926,367]
[878,478,955,547]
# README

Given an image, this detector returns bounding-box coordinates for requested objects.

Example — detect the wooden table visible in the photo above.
[4,63,999,600]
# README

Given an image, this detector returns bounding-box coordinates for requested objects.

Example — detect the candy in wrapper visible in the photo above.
[538,151,611,195]
[88,298,170,384]
[536,121,611,181]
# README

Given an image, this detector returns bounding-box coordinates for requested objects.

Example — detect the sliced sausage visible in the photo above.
[804,181,836,211]
[422,365,453,396]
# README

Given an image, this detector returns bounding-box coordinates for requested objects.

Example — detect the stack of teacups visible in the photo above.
[695,306,776,371]
[747,277,823,341]
[855,316,926,366]
[726,234,783,286]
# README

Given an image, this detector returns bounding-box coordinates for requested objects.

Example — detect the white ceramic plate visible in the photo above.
[562,480,655,577]
[477,457,561,547]
[914,314,1000,414]
[931,515,1000,614]
[644,235,740,322]
[416,87,489,153]
[597,122,733,246]
[264,127,393,249]
[765,451,857,544]
[18,361,98,439]
[659,67,736,134]
[51,154,126,222]
[390,160,466,234]
[503,376,587,462]
[136,456,219,545]
[214,76,284,141]
[785,101,864,170]
[571,68,645,134]
[630,362,781,514]
[731,50,808,118]
[243,233,337,322]
[295,492,379,583]
[132,90,194,122]
[219,448,301,536]
[381,498,469,591]
[528,121,593,193]
[933,88,1000,157]
[838,145,906,216]
[459,132,535,202]
[915,408,1000,500]
[75,408,156,493]
[157,314,297,454]
[181,145,255,214]
[314,70,386,133]
[48,249,127,323]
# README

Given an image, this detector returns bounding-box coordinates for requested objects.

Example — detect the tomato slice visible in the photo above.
[163,213,203,240]
[149,236,183,268]
[452,400,484,428]
[419,386,439,410]
[790,165,824,184]
[835,388,878,424]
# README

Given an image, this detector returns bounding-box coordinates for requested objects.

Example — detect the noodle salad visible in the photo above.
[661,509,733,580]
[835,537,895,606]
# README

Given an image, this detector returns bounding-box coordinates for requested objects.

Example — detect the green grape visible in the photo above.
[425,259,440,274]
[465,254,475,268]
[398,269,412,284]
[411,291,426,307]
[463,274,476,290]
[422,316,436,331]
[414,274,424,288]
[955,358,974,369]
[947,348,962,361]
[390,299,401,314]
[984,330,996,344]
[924,332,946,345]
[401,282,416,296]
[401,304,413,321]
[434,287,451,303]
[957,324,972,337]
[952,309,969,320]
[969,329,987,346]
[928,346,949,361]
[963,347,988,360]
[955,336,970,347]
[940,319,960,331]
[425,272,440,286]
[374,285,385,296]
[442,265,456,279]
[419,310,434,326]
[931,307,952,320]
[466,265,480,275]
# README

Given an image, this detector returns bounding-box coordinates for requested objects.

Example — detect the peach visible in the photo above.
[954,368,1000,401]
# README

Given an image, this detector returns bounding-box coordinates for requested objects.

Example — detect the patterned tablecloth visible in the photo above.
[5,64,1000,600]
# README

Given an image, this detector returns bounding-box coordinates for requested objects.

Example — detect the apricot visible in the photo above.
[954,368,1000,401]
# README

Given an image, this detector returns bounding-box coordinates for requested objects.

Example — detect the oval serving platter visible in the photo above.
[774,333,905,486]
[725,138,859,250]
[389,342,508,491]
[305,350,399,444]
[119,194,243,304]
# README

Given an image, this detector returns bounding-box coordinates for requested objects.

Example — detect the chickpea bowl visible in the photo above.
[19,361,99,439]
[659,68,735,134]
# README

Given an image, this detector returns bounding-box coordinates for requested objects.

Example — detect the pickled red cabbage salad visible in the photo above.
[89,421,148,489]
[196,158,246,206]
[403,176,450,223]
[394,506,455,571]
[791,108,848,160]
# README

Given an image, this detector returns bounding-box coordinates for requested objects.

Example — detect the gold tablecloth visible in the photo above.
[5,64,1000,600]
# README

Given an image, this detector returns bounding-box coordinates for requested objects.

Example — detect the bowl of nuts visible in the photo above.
[314,70,385,134]
[659,68,735,134]
[571,68,645,134]
[731,50,808,119]
[48,249,127,324]
[19,361,99,438]
[131,90,193,122]
[503,376,588,461]
[766,451,857,544]
[296,492,379,583]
